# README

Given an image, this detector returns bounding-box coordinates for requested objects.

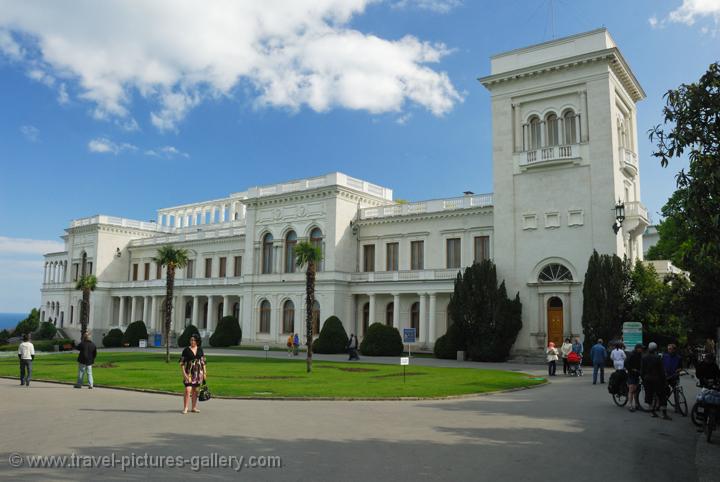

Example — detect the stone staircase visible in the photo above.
[506,349,548,365]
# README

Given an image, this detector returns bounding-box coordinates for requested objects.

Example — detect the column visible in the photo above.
[230,202,236,222]
[210,206,217,224]
[539,121,546,148]
[419,293,427,343]
[223,295,230,317]
[393,293,400,329]
[429,293,437,343]
[118,296,126,326]
[130,296,137,323]
[369,293,376,326]
[558,117,565,145]
[143,296,150,323]
[174,212,181,227]
[220,204,226,223]
[580,90,588,142]
[356,295,363,337]
[151,296,158,331]
[207,296,216,331]
[192,295,200,326]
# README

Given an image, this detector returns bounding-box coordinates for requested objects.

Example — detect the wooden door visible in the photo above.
[547,304,564,347]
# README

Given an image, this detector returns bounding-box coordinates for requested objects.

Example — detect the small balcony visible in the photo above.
[619,148,639,176]
[623,201,649,236]
[519,144,579,168]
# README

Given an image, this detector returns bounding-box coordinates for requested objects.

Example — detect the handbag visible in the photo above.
[198,381,211,402]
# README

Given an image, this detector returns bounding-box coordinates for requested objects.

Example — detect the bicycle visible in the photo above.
[666,370,689,416]
[612,375,651,411]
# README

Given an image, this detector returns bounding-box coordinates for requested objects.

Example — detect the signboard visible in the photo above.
[403,328,416,344]
[139,339,147,349]
[400,357,410,366]
[263,344,270,351]
[622,322,643,349]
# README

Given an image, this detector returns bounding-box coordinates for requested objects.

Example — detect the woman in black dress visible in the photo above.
[180,334,206,414]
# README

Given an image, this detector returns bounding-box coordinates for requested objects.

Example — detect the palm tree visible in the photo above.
[75,274,97,338]
[295,241,323,373]
[154,245,189,362]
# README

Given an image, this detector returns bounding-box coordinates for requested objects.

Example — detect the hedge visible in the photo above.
[0,338,74,352]
[312,316,349,354]
[102,328,124,348]
[178,324,201,348]
[360,323,403,356]
[122,320,148,347]
[209,316,242,347]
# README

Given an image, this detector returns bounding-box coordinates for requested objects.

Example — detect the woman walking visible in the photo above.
[180,334,206,414]
[561,338,572,375]
[546,342,559,376]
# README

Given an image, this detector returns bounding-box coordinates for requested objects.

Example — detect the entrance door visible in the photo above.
[547,297,564,347]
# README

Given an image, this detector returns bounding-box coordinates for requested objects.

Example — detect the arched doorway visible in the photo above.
[547,297,563,347]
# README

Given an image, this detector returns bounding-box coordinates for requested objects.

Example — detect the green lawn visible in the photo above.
[0,352,544,399]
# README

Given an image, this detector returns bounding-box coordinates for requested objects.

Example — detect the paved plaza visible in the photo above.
[1,352,717,481]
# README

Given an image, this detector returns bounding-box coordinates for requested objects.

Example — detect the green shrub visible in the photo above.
[209,316,242,347]
[360,323,403,356]
[35,321,57,340]
[0,338,74,352]
[103,328,124,348]
[178,324,201,347]
[312,316,349,354]
[0,329,10,345]
[433,323,461,359]
[122,320,148,347]
[13,309,40,336]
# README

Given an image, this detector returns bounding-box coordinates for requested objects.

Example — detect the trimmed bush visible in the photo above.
[35,321,57,340]
[312,316,349,354]
[360,323,403,356]
[122,320,148,347]
[103,328,124,348]
[178,324,201,348]
[209,316,242,347]
[433,323,461,360]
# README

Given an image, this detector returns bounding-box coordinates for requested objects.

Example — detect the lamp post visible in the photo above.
[612,199,625,234]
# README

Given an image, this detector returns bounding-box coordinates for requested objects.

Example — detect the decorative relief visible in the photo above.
[257,202,325,223]
[544,212,560,229]
[522,213,537,230]
[568,209,584,227]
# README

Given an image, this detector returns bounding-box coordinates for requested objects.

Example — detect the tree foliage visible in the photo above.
[154,245,189,362]
[13,308,40,336]
[122,320,148,347]
[102,328,124,348]
[359,323,403,356]
[177,324,200,348]
[645,189,692,269]
[312,316,349,354]
[650,62,720,340]
[209,316,242,347]
[75,274,97,338]
[35,321,57,340]
[446,260,522,362]
[295,241,323,373]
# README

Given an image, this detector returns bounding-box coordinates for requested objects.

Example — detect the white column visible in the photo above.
[558,117,565,145]
[223,295,230,317]
[143,296,150,323]
[369,293,376,326]
[130,296,137,323]
[580,90,588,142]
[220,204,226,223]
[207,296,216,331]
[356,296,363,337]
[192,296,199,326]
[151,296,158,331]
[393,293,400,329]
[210,206,217,224]
[539,121,546,148]
[174,212,181,227]
[119,297,126,326]
[230,202,236,222]
[429,293,437,343]
[419,293,427,343]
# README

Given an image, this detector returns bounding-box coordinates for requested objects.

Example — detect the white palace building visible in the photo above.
[39,29,649,356]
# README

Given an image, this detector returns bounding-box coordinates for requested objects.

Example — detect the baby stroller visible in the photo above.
[567,351,583,376]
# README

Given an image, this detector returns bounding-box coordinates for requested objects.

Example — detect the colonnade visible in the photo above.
[157,200,246,228]
[43,260,68,284]
[356,292,443,344]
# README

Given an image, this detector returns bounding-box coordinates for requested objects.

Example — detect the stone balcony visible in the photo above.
[351,269,461,282]
[359,194,493,220]
[517,144,580,169]
[619,147,639,176]
[623,201,649,236]
[70,215,174,233]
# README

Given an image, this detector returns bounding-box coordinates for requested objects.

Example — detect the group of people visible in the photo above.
[545,337,583,376]
[286,333,300,356]
[17,332,97,389]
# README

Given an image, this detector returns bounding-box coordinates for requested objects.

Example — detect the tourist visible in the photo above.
[560,338,572,375]
[571,337,583,356]
[546,342,559,376]
[696,353,720,387]
[18,333,35,387]
[610,343,626,370]
[180,333,206,414]
[347,333,359,361]
[74,333,97,389]
[590,338,607,385]
[286,334,294,357]
[626,343,644,412]
[705,337,716,359]
[293,333,300,356]
[642,342,670,420]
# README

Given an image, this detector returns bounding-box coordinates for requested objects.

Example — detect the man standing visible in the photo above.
[571,337,583,356]
[347,333,359,361]
[74,333,97,389]
[610,343,626,370]
[626,344,644,412]
[642,342,671,420]
[590,338,607,385]
[663,343,683,413]
[18,334,35,387]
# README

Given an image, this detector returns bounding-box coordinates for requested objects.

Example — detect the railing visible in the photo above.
[70,215,174,232]
[525,144,577,165]
[128,227,245,247]
[619,148,639,174]
[624,201,648,221]
[245,172,393,201]
[359,194,493,220]
[351,269,461,282]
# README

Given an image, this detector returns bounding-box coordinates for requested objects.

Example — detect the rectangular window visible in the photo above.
[132,263,138,281]
[473,236,490,263]
[205,258,212,278]
[87,262,93,275]
[144,262,150,280]
[446,238,461,269]
[156,263,162,279]
[386,242,399,271]
[234,256,242,276]
[73,263,79,281]
[363,245,375,272]
[186,260,194,279]
[219,257,227,277]
[410,241,424,270]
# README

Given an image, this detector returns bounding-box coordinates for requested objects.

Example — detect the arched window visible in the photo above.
[285,231,297,273]
[563,110,577,144]
[312,300,320,335]
[282,300,295,333]
[529,116,541,150]
[386,302,394,327]
[233,302,240,320]
[546,113,558,146]
[310,228,323,271]
[410,302,420,335]
[538,263,573,283]
[259,300,271,333]
[262,233,274,274]
[362,302,370,334]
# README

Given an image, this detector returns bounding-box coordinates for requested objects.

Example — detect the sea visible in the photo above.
[0,312,26,331]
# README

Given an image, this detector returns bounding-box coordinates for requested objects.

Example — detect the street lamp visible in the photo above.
[612,199,625,234]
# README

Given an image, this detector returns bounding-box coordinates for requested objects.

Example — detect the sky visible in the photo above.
[0,0,719,313]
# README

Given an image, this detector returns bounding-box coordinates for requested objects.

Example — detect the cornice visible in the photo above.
[245,185,388,208]
[356,206,493,226]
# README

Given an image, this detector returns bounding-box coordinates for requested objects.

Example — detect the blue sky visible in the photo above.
[0,0,719,313]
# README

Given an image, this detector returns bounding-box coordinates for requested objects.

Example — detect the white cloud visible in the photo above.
[20,124,39,142]
[652,0,720,33]
[57,82,69,104]
[144,145,190,159]
[0,1,462,132]
[87,137,137,155]
[0,236,63,255]
[393,0,462,14]
[396,112,412,124]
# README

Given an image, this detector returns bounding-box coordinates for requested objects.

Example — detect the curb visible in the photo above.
[0,375,548,401]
